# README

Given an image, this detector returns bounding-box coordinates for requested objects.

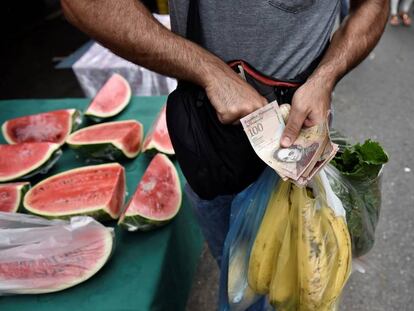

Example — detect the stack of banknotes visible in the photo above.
[241,101,338,186]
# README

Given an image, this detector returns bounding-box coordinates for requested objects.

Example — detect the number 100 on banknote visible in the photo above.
[241,101,285,164]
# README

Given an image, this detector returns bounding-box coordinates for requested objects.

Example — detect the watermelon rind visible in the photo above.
[21,149,62,180]
[24,206,116,222]
[142,105,175,156]
[66,120,143,161]
[119,214,172,232]
[23,163,126,220]
[0,144,61,182]
[118,154,182,232]
[0,222,114,294]
[84,74,131,121]
[69,143,127,162]
[143,140,175,156]
[0,182,30,213]
[84,115,107,124]
[1,109,82,146]
[71,109,83,132]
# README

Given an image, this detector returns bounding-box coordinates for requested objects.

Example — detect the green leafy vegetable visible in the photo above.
[331,140,389,180]
[327,139,389,257]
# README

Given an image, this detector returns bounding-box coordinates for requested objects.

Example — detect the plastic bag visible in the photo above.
[325,164,383,257]
[254,171,351,311]
[219,167,280,311]
[219,167,352,311]
[219,129,386,309]
[327,130,386,257]
[0,212,114,295]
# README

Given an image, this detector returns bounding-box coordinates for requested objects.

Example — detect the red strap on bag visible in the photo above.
[228,60,301,88]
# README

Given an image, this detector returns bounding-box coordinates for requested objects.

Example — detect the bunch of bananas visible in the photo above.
[247,180,352,311]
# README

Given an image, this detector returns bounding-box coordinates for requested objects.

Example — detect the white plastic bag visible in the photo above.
[0,212,114,295]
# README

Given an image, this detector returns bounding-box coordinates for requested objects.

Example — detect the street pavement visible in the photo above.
[187,23,414,311]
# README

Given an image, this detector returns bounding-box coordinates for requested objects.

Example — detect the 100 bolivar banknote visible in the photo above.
[241,101,337,185]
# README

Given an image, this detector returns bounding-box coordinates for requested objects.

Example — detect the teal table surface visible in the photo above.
[0,98,204,311]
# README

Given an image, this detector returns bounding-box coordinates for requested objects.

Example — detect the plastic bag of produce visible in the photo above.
[219,170,353,311]
[327,139,388,257]
[0,212,114,295]
[265,172,352,311]
[218,167,280,311]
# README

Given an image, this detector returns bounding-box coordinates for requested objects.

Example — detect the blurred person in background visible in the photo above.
[390,0,413,26]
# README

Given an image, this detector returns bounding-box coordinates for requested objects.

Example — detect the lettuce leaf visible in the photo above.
[331,140,389,180]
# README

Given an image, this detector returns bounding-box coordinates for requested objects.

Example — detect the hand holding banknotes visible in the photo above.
[241,101,338,186]
[280,77,333,147]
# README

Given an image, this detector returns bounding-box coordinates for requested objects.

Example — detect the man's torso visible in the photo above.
[169,0,340,80]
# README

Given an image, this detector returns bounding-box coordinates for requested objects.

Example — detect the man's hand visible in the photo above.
[204,68,267,124]
[281,76,332,147]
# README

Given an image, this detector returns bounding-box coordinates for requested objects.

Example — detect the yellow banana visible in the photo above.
[248,181,291,294]
[295,185,331,311]
[228,241,257,305]
[269,182,299,311]
[319,205,352,310]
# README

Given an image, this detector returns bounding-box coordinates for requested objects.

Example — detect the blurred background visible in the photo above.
[0,1,413,310]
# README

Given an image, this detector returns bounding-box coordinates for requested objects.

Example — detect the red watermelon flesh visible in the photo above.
[119,154,181,231]
[0,222,113,294]
[85,73,131,119]
[0,143,61,182]
[23,163,125,220]
[142,104,174,155]
[67,120,143,158]
[2,109,80,146]
[0,182,30,213]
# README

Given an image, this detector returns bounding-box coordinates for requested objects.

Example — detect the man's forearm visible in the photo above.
[61,0,267,123]
[280,0,388,147]
[61,0,230,89]
[309,0,389,89]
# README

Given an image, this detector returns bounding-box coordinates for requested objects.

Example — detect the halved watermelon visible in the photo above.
[118,153,181,231]
[2,109,81,146]
[142,104,174,155]
[0,143,61,182]
[85,73,131,121]
[0,219,113,294]
[23,163,125,220]
[0,182,30,213]
[67,120,143,161]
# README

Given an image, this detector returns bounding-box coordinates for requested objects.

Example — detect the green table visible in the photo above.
[0,98,204,311]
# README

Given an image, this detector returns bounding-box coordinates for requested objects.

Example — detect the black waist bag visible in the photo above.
[166,61,302,199]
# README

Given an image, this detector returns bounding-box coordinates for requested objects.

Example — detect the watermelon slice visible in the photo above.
[0,182,30,213]
[23,163,126,220]
[2,109,81,146]
[0,143,61,182]
[119,153,181,231]
[0,218,113,294]
[85,73,131,121]
[67,120,143,161]
[142,104,174,155]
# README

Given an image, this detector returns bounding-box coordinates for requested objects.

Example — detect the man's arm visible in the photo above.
[281,0,389,147]
[61,0,266,124]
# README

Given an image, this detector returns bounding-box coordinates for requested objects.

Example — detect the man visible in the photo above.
[62,0,388,309]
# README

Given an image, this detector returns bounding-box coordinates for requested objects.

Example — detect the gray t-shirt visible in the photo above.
[169,0,339,80]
